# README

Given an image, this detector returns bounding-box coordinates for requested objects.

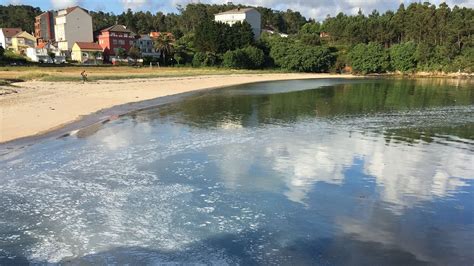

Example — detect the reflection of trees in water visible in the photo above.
[384,124,474,145]
[136,79,473,142]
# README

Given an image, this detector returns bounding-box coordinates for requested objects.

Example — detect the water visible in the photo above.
[1,78,473,265]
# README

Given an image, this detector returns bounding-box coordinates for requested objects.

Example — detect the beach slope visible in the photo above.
[0,73,355,143]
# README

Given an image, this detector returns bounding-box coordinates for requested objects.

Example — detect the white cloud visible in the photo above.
[50,0,82,9]
[166,0,474,19]
[8,0,22,5]
[120,0,152,10]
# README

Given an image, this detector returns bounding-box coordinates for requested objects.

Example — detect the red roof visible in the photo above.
[74,42,103,51]
[1,28,22,38]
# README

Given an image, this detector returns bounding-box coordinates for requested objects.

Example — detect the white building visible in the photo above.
[0,28,22,49]
[214,8,261,40]
[26,43,66,63]
[54,6,93,51]
[136,35,160,58]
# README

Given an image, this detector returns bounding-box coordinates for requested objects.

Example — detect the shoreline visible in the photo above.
[0,73,357,145]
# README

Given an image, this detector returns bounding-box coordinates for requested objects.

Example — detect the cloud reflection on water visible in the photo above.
[211,121,473,212]
[0,78,473,264]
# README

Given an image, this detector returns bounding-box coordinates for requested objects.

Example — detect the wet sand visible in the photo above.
[0,73,356,143]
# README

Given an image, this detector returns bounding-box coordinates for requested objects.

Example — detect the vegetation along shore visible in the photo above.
[0,2,472,75]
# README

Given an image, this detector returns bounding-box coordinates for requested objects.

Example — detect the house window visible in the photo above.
[129,40,134,45]
[113,39,118,45]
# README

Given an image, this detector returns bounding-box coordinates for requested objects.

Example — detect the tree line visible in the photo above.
[0,2,472,73]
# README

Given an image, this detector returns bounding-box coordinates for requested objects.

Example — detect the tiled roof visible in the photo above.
[1,28,22,38]
[101,24,134,33]
[57,6,88,17]
[215,8,256,15]
[75,42,103,50]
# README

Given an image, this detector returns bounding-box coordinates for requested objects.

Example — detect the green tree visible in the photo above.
[0,45,5,59]
[92,51,102,65]
[349,42,389,74]
[243,46,265,69]
[223,46,265,69]
[192,52,218,67]
[128,47,141,64]
[154,34,174,65]
[390,42,417,72]
[270,39,336,72]
[300,22,321,34]
[0,5,42,33]
[47,51,55,63]
[117,48,128,59]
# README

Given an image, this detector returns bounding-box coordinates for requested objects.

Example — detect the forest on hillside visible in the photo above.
[0,2,472,73]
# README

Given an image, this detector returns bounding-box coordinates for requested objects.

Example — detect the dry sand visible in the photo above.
[0,73,356,143]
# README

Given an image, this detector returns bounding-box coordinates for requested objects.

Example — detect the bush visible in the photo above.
[143,56,159,66]
[448,47,474,73]
[390,42,417,72]
[223,46,265,69]
[243,46,265,69]
[270,40,336,72]
[1,50,28,65]
[192,52,218,67]
[223,49,246,68]
[349,42,389,74]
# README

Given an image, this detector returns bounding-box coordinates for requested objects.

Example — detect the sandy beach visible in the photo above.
[0,73,355,143]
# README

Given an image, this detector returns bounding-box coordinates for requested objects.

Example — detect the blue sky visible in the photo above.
[2,0,473,19]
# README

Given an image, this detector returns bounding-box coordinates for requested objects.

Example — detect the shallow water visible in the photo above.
[1,78,473,265]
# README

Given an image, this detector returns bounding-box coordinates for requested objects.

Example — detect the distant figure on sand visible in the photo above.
[81,70,88,83]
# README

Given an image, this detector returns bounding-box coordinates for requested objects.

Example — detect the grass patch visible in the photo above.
[0,80,11,86]
[0,66,286,82]
[17,72,50,80]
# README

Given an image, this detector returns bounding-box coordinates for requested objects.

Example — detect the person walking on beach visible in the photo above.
[81,70,88,83]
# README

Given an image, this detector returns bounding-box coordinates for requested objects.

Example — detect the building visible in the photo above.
[71,42,103,64]
[136,35,160,58]
[0,28,22,49]
[35,11,56,43]
[214,8,261,39]
[11,31,36,54]
[98,24,136,61]
[55,6,93,51]
[26,42,66,63]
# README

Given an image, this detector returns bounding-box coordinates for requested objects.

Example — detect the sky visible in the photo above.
[2,0,473,19]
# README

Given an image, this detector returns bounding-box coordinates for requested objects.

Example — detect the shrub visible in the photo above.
[242,46,265,69]
[349,42,389,74]
[223,49,246,68]
[192,52,218,67]
[390,42,417,72]
[270,40,336,72]
[448,47,474,73]
[223,46,265,69]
